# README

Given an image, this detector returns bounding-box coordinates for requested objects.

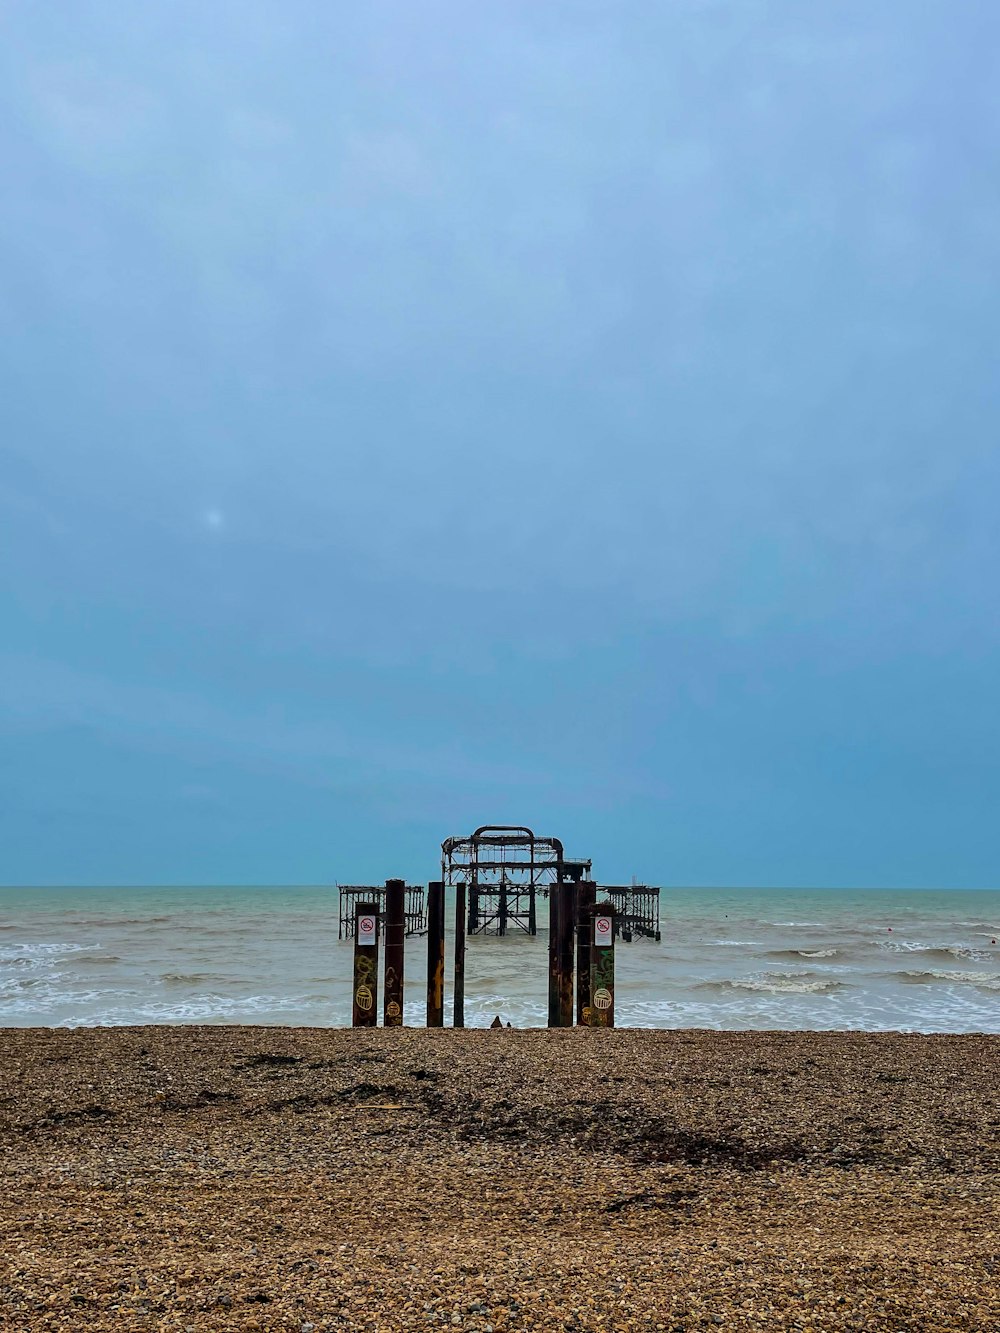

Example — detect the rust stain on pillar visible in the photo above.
[426,880,445,1027]
[576,880,596,1025]
[383,878,405,1027]
[352,901,379,1027]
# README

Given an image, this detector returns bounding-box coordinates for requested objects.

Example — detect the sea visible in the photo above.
[1,885,998,1032]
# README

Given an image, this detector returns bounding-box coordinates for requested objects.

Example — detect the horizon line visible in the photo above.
[1,882,998,893]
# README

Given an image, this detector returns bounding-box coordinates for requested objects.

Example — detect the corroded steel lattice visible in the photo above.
[441,825,573,936]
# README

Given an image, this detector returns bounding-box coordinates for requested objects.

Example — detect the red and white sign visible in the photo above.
[594,915,613,946]
[358,915,377,946]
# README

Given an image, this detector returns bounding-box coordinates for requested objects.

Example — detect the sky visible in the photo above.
[2,2,999,888]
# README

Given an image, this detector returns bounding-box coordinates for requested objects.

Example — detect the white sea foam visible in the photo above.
[57,992,332,1027]
[2,941,100,957]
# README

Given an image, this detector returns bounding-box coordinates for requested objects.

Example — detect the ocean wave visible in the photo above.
[699,973,847,995]
[0,984,109,1015]
[0,942,100,958]
[707,940,765,948]
[159,972,232,985]
[0,975,51,993]
[879,942,994,960]
[765,948,839,960]
[900,970,1000,988]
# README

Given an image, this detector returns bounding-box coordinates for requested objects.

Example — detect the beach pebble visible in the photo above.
[1,1026,998,1331]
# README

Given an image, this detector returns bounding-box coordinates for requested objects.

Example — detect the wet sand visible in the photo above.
[1,1027,998,1330]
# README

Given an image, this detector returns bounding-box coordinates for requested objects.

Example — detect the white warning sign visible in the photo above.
[594,915,613,947]
[358,914,377,946]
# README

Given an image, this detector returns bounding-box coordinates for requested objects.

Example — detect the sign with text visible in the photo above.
[353,901,379,1029]
[358,914,377,947]
[589,907,615,1029]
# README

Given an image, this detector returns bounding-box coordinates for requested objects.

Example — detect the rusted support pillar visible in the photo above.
[453,881,467,1028]
[557,879,576,1028]
[383,878,405,1027]
[576,880,597,1025]
[468,881,479,934]
[352,901,379,1027]
[547,885,560,1027]
[589,901,616,1028]
[424,879,445,1023]
[426,880,445,1027]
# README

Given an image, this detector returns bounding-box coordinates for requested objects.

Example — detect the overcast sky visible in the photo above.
[2,2,999,887]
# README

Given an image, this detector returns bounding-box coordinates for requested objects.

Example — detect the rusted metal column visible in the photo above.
[352,901,379,1027]
[589,901,616,1028]
[426,880,445,1027]
[547,884,560,1027]
[453,881,467,1028]
[383,878,405,1027]
[557,879,576,1028]
[576,880,597,1025]
[468,880,479,934]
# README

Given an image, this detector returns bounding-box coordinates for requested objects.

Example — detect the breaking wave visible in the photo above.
[699,973,848,995]
[766,948,839,960]
[879,942,994,960]
[900,970,1000,989]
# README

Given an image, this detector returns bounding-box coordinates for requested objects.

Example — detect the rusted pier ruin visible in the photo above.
[338,884,427,940]
[441,826,565,936]
[342,825,661,1029]
[602,885,661,941]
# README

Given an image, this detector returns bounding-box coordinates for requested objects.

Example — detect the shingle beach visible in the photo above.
[1,1027,997,1331]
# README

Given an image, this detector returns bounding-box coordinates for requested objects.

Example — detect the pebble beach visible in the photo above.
[1,1027,998,1331]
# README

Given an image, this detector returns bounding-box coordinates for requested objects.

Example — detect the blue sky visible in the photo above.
[2,2,999,887]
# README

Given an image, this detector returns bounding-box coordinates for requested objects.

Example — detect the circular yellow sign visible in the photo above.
[386,1001,401,1018]
[593,987,612,1011]
[355,984,373,1011]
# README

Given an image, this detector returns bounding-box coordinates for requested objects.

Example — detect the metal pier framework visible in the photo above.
[440,825,660,941]
[338,884,427,940]
[602,885,661,941]
[339,824,662,1029]
[442,825,568,936]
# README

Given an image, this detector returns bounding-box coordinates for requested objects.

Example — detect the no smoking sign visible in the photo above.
[594,915,612,946]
